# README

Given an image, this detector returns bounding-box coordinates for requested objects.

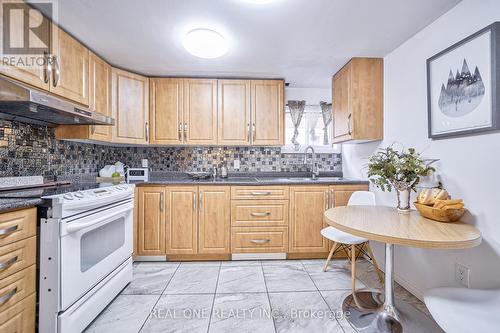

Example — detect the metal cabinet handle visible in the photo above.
[0,256,17,270]
[250,212,271,217]
[247,123,250,143]
[250,191,271,196]
[193,192,196,211]
[43,51,51,83]
[331,190,335,208]
[250,239,270,244]
[199,192,202,211]
[184,123,188,141]
[347,114,352,135]
[325,190,329,210]
[52,55,60,87]
[252,123,256,142]
[159,192,164,212]
[0,288,17,306]
[0,225,18,236]
[178,122,183,142]
[145,122,149,142]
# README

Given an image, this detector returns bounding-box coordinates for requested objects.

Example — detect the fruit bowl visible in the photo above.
[413,202,466,223]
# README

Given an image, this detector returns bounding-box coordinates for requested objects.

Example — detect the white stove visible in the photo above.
[39,183,135,333]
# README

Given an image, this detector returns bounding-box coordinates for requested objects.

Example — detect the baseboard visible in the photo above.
[394,272,425,301]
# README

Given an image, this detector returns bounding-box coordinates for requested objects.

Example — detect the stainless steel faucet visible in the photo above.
[303,146,319,179]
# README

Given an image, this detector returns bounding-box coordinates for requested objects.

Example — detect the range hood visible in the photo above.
[0,76,114,127]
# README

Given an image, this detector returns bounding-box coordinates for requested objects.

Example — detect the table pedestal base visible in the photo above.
[342,291,443,333]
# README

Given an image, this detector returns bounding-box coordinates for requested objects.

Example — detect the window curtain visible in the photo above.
[320,101,332,145]
[287,100,306,150]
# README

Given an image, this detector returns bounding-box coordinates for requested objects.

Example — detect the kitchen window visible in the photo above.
[283,104,340,153]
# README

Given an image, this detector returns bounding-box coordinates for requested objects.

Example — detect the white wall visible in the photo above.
[342,0,500,299]
[285,87,331,104]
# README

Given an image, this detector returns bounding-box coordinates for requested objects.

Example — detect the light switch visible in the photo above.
[233,159,240,170]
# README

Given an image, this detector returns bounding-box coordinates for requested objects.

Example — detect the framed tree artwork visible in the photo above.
[427,22,500,139]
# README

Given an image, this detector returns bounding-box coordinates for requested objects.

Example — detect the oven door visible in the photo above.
[59,199,133,310]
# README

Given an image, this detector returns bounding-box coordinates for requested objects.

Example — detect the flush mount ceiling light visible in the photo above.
[183,29,228,59]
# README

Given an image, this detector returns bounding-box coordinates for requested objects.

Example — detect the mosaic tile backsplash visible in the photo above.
[0,121,341,180]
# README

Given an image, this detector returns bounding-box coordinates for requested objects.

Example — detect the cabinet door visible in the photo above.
[183,79,217,145]
[166,187,198,254]
[289,186,329,253]
[89,52,112,141]
[50,25,89,106]
[112,68,149,144]
[329,185,369,208]
[137,187,166,256]
[198,186,230,254]
[0,2,50,90]
[332,65,351,140]
[251,80,284,146]
[217,80,251,145]
[150,78,184,144]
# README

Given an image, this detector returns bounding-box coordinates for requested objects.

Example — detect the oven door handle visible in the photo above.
[65,203,133,234]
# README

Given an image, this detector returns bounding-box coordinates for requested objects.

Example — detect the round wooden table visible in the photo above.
[324,205,481,333]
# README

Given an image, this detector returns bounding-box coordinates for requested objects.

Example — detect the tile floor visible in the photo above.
[85,259,440,333]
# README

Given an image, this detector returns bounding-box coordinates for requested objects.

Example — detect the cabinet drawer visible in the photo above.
[0,293,35,333]
[231,200,288,227]
[231,227,288,253]
[231,186,289,200]
[0,237,36,280]
[0,265,35,313]
[0,208,36,247]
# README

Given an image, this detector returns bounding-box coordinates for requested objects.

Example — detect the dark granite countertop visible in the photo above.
[0,198,43,213]
[132,172,369,186]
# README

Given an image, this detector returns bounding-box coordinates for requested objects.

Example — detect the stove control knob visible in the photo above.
[75,192,84,199]
[63,194,74,200]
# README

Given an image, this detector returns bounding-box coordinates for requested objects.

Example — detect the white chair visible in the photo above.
[424,287,500,333]
[321,191,383,291]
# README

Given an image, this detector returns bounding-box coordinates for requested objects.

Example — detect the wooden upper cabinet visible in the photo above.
[251,80,284,146]
[112,68,149,144]
[150,78,183,145]
[89,52,112,141]
[198,186,231,254]
[289,186,330,253]
[183,79,218,145]
[218,80,251,145]
[50,25,89,106]
[166,187,198,254]
[332,58,383,143]
[0,1,50,90]
[137,187,166,256]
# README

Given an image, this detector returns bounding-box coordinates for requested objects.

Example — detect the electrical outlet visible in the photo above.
[233,159,240,170]
[455,263,470,288]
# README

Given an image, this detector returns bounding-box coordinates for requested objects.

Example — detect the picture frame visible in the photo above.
[427,22,500,139]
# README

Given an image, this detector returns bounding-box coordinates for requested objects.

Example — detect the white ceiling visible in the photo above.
[49,0,460,88]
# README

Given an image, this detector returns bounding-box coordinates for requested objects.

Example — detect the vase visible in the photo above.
[396,189,411,212]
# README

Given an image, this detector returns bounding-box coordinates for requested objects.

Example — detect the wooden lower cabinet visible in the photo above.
[289,186,330,253]
[198,187,231,254]
[137,187,166,256]
[165,187,198,255]
[231,227,288,253]
[0,208,37,333]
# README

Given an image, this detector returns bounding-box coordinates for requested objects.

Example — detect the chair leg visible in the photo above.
[323,242,338,272]
[351,244,357,292]
[366,243,384,284]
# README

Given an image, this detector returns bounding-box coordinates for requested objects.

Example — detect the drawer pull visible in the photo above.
[250,212,271,217]
[0,287,17,306]
[250,191,271,196]
[0,225,18,236]
[250,239,271,244]
[0,256,18,270]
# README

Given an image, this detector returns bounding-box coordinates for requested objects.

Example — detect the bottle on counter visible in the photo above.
[220,162,228,178]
